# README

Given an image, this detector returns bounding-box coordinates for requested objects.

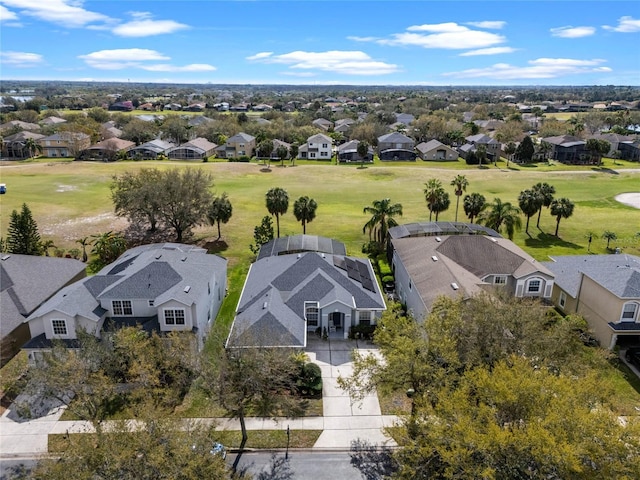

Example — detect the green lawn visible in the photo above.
[2,158,638,263]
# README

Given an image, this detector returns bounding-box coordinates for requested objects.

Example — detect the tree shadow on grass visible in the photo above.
[350,439,398,480]
[202,239,228,255]
[524,232,582,250]
[260,167,273,173]
[591,167,619,175]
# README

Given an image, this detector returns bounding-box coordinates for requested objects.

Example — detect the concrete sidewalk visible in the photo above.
[0,338,399,458]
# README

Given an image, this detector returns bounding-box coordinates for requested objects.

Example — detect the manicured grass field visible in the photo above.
[1,158,638,265]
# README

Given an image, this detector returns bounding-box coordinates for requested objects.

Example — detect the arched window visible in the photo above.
[526,277,542,294]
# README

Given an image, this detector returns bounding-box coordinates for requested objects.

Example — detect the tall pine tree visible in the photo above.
[7,203,42,255]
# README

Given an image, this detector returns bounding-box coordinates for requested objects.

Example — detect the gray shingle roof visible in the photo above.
[1,255,85,335]
[230,251,385,348]
[543,254,640,298]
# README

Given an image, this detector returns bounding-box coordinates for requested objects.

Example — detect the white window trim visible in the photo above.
[112,300,133,316]
[620,302,639,323]
[526,278,542,293]
[559,291,567,309]
[494,276,507,285]
[163,308,186,326]
[51,318,68,337]
[305,302,319,326]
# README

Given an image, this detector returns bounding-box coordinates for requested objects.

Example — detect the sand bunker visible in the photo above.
[615,193,640,209]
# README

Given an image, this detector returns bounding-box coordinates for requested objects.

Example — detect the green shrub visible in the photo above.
[349,324,376,340]
[378,258,392,276]
[382,275,395,284]
[297,362,322,396]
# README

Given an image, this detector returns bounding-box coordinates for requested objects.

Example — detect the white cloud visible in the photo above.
[141,63,216,72]
[347,36,380,42]
[247,50,400,75]
[112,12,189,37]
[0,4,19,22]
[603,16,640,33]
[370,23,505,49]
[460,47,517,56]
[466,21,506,29]
[0,50,43,67]
[443,58,611,80]
[78,48,215,73]
[550,26,596,38]
[281,71,316,77]
[246,52,273,61]
[1,0,112,28]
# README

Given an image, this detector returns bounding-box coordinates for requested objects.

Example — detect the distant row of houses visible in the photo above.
[3,225,639,367]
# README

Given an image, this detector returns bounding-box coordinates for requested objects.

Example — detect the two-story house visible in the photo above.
[227,235,386,347]
[38,132,91,158]
[389,223,554,321]
[541,135,587,164]
[377,132,416,161]
[215,132,256,159]
[543,254,640,349]
[459,134,501,163]
[298,133,333,160]
[23,243,227,363]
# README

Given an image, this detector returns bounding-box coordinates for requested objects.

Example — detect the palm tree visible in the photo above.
[265,187,289,238]
[550,198,575,237]
[463,193,486,223]
[450,175,469,222]
[362,198,403,248]
[24,137,42,159]
[206,193,233,240]
[602,230,617,250]
[518,189,543,236]
[532,182,555,228]
[76,236,90,262]
[293,196,318,234]
[423,179,444,222]
[40,239,56,256]
[431,189,450,221]
[478,198,522,240]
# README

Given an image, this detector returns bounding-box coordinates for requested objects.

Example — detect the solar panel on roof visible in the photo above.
[356,260,377,291]
[345,258,361,281]
[334,257,346,270]
[303,235,318,252]
[274,237,288,254]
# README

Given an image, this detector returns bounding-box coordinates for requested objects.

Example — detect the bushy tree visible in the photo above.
[111,168,214,242]
[6,203,42,255]
[250,215,274,256]
[514,135,535,163]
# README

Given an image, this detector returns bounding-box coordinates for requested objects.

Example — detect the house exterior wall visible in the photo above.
[514,274,553,298]
[392,251,427,321]
[421,147,458,161]
[549,284,579,315]
[99,298,156,318]
[158,299,194,332]
[306,139,332,159]
[574,275,638,349]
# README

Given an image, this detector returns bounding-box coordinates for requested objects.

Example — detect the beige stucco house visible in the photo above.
[543,254,640,349]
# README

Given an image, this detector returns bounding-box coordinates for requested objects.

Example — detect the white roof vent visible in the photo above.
[1,255,10,261]
[263,302,268,309]
[431,255,438,262]
[451,282,459,290]
[491,238,498,242]
[435,236,442,242]
[183,285,191,293]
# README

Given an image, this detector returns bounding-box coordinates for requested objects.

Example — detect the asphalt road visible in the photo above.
[1,449,397,479]
[231,449,396,480]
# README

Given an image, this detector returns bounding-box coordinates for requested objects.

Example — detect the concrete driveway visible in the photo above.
[305,336,398,449]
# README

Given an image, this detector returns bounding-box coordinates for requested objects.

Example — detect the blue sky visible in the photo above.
[1,1,639,85]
